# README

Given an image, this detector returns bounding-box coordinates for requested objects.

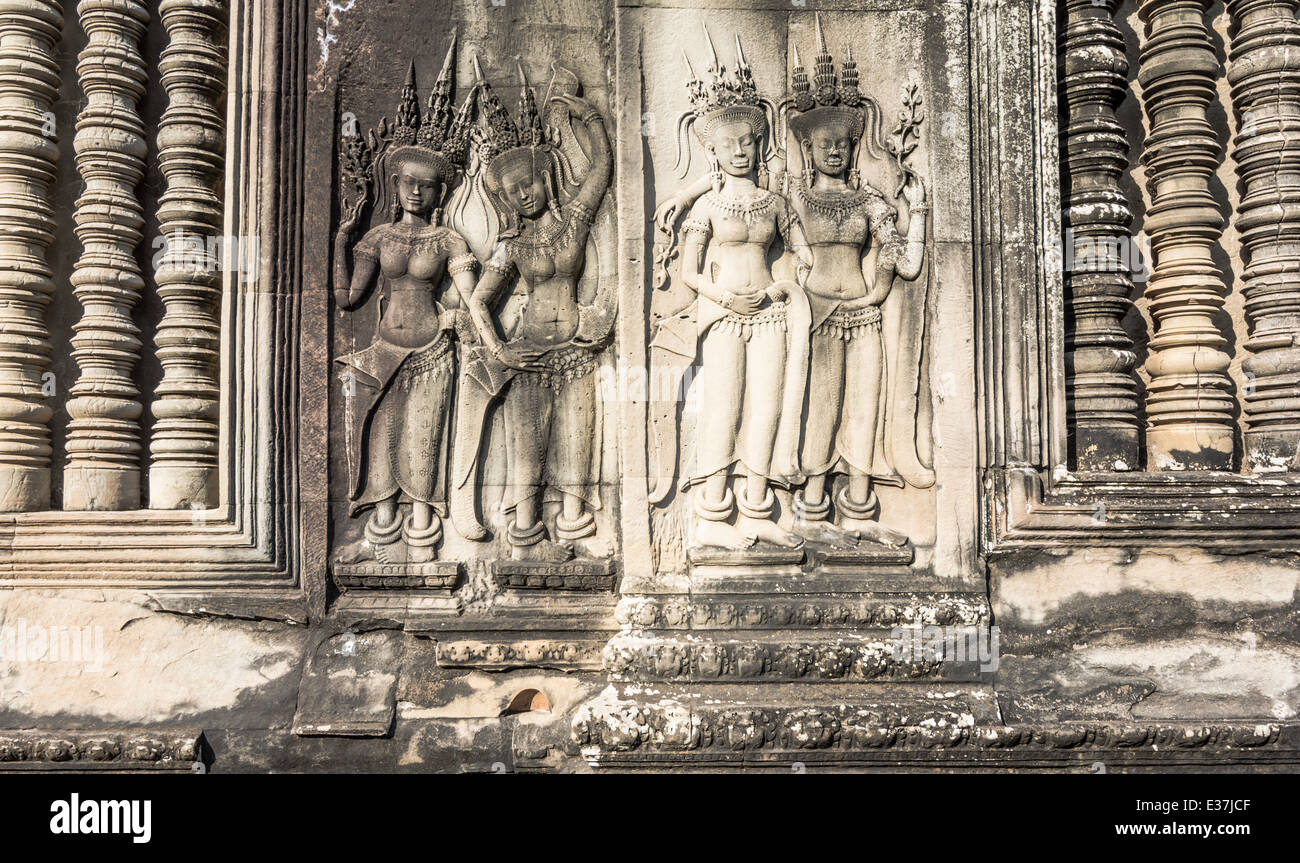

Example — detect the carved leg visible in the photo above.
[792,481,861,547]
[838,478,907,547]
[694,482,755,550]
[508,518,574,562]
[736,476,802,548]
[556,495,595,541]
[352,498,402,563]
[403,501,442,563]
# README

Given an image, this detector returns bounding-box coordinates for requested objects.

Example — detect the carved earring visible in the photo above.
[707,151,723,195]
[800,142,814,187]
[544,170,561,219]
[390,188,401,223]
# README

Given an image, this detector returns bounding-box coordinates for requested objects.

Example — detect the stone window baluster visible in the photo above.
[1137,0,1237,471]
[1226,0,1300,473]
[149,0,228,509]
[63,0,149,510]
[0,1,63,512]
[1061,0,1143,471]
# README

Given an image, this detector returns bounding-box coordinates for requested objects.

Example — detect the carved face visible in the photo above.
[803,120,854,178]
[497,162,550,218]
[392,160,443,218]
[707,121,760,178]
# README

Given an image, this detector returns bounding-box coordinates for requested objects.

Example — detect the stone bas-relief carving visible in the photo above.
[330,40,616,592]
[651,18,933,559]
[333,44,479,571]
[459,61,615,567]
[6,0,1300,777]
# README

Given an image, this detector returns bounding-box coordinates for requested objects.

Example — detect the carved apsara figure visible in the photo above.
[333,46,479,563]
[654,19,934,550]
[457,59,614,562]
[649,30,815,550]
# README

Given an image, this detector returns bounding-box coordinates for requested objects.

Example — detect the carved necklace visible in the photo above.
[704,189,778,225]
[795,182,873,226]
[506,211,577,262]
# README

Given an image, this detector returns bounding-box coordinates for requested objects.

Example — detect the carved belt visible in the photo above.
[514,345,597,389]
[397,337,454,388]
[814,305,882,340]
[715,301,788,341]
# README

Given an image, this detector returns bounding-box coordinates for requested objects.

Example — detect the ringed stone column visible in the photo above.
[1061,0,1142,471]
[1226,0,1300,472]
[63,0,149,509]
[1137,0,1236,470]
[149,0,228,509]
[0,1,62,511]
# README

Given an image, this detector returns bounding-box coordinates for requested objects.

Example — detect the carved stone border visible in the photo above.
[0,729,202,772]
[0,1,317,615]
[976,0,1300,553]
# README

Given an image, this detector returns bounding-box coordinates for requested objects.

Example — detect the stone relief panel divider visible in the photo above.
[0,0,312,620]
[316,0,624,644]
[988,0,1300,551]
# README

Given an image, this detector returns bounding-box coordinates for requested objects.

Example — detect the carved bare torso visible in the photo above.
[692,190,787,298]
[508,213,588,346]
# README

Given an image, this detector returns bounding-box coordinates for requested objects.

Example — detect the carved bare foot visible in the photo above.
[333,538,375,564]
[574,536,613,560]
[407,543,435,563]
[737,515,804,548]
[792,519,861,548]
[512,538,575,563]
[695,518,757,550]
[842,519,909,548]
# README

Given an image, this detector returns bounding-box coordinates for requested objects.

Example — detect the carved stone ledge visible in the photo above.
[988,467,1300,549]
[436,638,604,672]
[0,730,202,772]
[490,558,618,592]
[614,594,991,631]
[573,695,1289,763]
[601,633,985,683]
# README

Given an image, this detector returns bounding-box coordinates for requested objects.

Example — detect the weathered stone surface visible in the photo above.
[0,0,1298,773]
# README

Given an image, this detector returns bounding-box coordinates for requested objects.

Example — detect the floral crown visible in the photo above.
[472,55,559,191]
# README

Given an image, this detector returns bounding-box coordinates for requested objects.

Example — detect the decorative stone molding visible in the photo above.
[150,0,229,509]
[436,638,604,672]
[0,1,62,513]
[1060,0,1142,471]
[601,634,969,683]
[1226,0,1300,473]
[63,0,150,510]
[1137,0,1236,471]
[0,730,202,772]
[614,595,989,631]
[573,695,1286,759]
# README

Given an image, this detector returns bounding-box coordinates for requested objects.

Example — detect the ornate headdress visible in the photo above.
[473,55,559,197]
[341,36,475,224]
[783,14,885,167]
[673,26,777,178]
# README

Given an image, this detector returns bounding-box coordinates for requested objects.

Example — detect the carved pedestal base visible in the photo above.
[333,561,462,592]
[491,558,618,592]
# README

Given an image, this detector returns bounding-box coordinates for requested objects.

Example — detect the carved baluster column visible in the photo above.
[0,1,61,511]
[1061,0,1142,471]
[1137,0,1236,470]
[63,0,149,509]
[149,0,228,509]
[1226,0,1300,472]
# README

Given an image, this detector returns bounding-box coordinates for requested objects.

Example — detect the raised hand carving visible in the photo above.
[333,44,479,566]
[458,58,614,563]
